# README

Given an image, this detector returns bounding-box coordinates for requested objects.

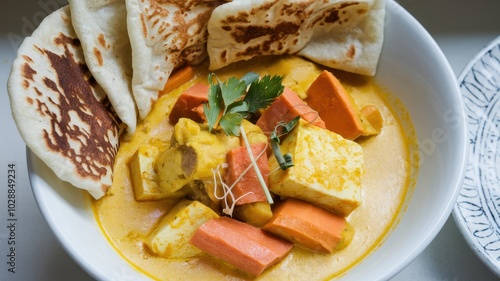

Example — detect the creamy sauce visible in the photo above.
[91,56,418,280]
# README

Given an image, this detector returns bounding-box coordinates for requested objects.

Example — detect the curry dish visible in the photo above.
[91,55,417,280]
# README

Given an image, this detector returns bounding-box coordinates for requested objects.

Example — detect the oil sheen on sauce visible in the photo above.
[91,56,418,281]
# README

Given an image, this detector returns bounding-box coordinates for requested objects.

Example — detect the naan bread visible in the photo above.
[126,0,220,119]
[69,0,137,133]
[8,6,120,199]
[207,0,384,76]
[298,0,385,76]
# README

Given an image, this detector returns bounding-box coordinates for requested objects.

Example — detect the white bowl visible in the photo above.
[28,1,468,280]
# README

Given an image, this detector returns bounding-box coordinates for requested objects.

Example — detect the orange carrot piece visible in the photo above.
[225,142,269,206]
[360,104,383,133]
[168,82,209,124]
[160,65,195,96]
[190,217,293,276]
[305,70,364,140]
[256,87,326,136]
[263,198,346,253]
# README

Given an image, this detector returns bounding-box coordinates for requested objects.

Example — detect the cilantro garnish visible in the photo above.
[203,72,284,136]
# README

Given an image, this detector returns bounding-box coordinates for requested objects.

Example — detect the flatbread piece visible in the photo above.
[126,0,220,119]
[207,0,384,76]
[8,6,120,199]
[69,0,137,133]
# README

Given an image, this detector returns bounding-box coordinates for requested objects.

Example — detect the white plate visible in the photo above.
[453,35,500,278]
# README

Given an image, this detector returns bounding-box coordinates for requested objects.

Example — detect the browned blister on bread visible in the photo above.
[126,0,222,119]
[207,0,385,76]
[69,0,138,134]
[8,6,120,199]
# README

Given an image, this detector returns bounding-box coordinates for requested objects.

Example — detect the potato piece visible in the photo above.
[186,180,221,212]
[155,147,191,198]
[267,55,323,100]
[240,119,268,145]
[268,119,364,217]
[172,118,240,180]
[146,199,219,258]
[360,105,383,135]
[233,202,273,227]
[129,145,174,201]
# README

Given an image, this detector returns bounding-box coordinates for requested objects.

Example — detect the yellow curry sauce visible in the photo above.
[91,56,418,280]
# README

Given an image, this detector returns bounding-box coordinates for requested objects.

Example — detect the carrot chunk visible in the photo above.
[305,70,365,140]
[225,142,269,206]
[360,104,383,133]
[263,198,347,253]
[160,65,195,96]
[256,87,326,136]
[168,82,209,124]
[190,217,293,276]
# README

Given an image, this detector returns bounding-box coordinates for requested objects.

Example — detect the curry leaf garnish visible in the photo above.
[204,72,284,136]
[270,116,300,170]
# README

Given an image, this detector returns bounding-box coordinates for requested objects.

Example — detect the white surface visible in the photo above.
[0,0,498,280]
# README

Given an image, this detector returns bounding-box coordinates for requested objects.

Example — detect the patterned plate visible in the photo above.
[453,35,500,277]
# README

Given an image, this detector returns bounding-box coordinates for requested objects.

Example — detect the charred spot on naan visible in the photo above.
[218,1,316,60]
[21,57,37,89]
[317,2,361,25]
[19,31,119,190]
[207,0,383,75]
[38,34,118,180]
[128,0,222,119]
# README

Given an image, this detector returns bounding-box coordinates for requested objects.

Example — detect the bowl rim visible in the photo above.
[352,2,468,280]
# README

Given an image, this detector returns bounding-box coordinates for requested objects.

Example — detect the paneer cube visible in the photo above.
[146,199,219,258]
[268,119,364,216]
[129,145,165,201]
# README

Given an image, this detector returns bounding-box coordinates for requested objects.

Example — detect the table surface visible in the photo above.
[1,0,499,280]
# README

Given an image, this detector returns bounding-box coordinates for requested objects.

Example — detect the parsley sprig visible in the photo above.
[203,72,285,136]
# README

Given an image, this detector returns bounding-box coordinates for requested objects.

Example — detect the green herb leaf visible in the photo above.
[240,72,260,87]
[220,77,247,113]
[203,72,284,136]
[244,74,284,113]
[204,74,223,131]
[219,113,244,136]
[226,100,249,115]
